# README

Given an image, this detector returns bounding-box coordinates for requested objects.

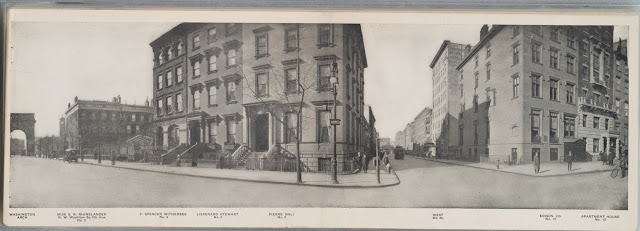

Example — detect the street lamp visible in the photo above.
[329,60,339,184]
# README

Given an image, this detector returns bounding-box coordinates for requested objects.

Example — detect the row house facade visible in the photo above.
[61,96,154,158]
[151,23,374,167]
[395,107,433,152]
[454,25,622,164]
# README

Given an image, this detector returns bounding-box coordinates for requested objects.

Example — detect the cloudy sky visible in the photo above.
[9,22,629,140]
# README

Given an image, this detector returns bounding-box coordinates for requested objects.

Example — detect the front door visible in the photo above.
[189,121,200,145]
[255,114,269,152]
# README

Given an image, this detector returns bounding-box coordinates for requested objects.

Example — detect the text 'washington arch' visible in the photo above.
[10,113,36,156]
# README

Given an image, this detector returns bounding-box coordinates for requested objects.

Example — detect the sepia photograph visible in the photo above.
[3,9,637,229]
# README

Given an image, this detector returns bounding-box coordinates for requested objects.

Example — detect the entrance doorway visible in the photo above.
[189,121,201,145]
[255,114,269,152]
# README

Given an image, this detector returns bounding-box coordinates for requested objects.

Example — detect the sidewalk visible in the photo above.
[408,155,615,177]
[77,158,400,188]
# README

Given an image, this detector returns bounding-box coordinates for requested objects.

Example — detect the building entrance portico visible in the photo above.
[244,102,281,154]
[254,113,269,152]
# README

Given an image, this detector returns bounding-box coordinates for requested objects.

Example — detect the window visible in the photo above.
[512,43,520,65]
[580,41,588,56]
[593,138,599,152]
[157,99,163,116]
[318,64,332,91]
[459,125,464,145]
[625,102,628,116]
[226,23,237,35]
[582,64,589,75]
[513,25,520,36]
[285,26,299,51]
[566,54,575,74]
[318,24,333,46]
[550,148,558,161]
[549,112,558,138]
[486,63,491,80]
[318,110,331,143]
[460,70,463,80]
[226,118,236,144]
[256,72,268,97]
[531,109,541,142]
[550,48,559,69]
[564,115,575,137]
[177,42,183,55]
[604,53,610,68]
[194,61,201,77]
[157,75,163,89]
[531,73,541,98]
[593,52,600,78]
[532,41,542,64]
[474,56,479,68]
[473,95,478,113]
[158,52,164,65]
[208,27,217,42]
[549,79,558,101]
[474,121,478,145]
[593,93,600,105]
[226,81,236,102]
[208,121,217,144]
[285,67,299,92]
[208,55,217,72]
[512,74,520,98]
[486,43,491,57]
[193,90,200,110]
[550,27,559,42]
[615,98,621,113]
[566,83,575,104]
[460,84,464,97]
[474,72,479,88]
[208,86,217,106]
[127,125,132,134]
[227,49,236,67]
[532,26,541,35]
[567,36,575,49]
[605,119,609,130]
[593,116,600,129]
[255,34,268,58]
[615,122,620,131]
[166,71,173,87]
[193,35,200,50]
[176,93,183,112]
[166,96,172,114]
[285,112,298,143]
[176,66,183,83]
[582,115,587,127]
[167,47,173,60]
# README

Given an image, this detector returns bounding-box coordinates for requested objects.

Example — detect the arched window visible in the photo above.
[208,86,217,105]
[177,42,184,55]
[167,47,173,60]
[158,52,164,65]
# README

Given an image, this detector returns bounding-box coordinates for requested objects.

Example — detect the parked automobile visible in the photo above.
[64,149,79,163]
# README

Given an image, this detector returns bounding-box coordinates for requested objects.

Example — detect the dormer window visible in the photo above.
[177,42,183,55]
[193,35,200,50]
[167,47,173,60]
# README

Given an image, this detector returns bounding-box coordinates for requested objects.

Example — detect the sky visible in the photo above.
[8,22,629,139]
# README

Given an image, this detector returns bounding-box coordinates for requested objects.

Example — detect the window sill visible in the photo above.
[532,62,543,66]
[193,107,201,111]
[226,64,238,69]
[208,70,218,74]
[255,54,270,59]
[226,100,238,105]
[255,94,269,99]
[531,96,544,100]
[511,62,520,67]
[176,81,184,84]
[551,67,560,71]
[192,46,200,51]
[208,104,218,108]
[550,99,560,103]
[316,43,335,48]
[193,75,201,79]
[285,90,300,95]
[284,48,299,53]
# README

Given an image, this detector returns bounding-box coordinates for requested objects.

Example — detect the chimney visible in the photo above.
[480,24,489,41]
[464,44,472,56]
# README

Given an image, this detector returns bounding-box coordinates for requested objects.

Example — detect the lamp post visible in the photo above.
[329,60,339,184]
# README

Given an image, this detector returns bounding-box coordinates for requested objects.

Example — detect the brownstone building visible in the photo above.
[150,23,376,170]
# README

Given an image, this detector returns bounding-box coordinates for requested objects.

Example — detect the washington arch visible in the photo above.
[10,113,36,156]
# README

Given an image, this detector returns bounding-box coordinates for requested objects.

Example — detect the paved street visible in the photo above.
[10,156,627,209]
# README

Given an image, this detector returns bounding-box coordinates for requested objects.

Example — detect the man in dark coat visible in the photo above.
[362,153,368,173]
[600,151,606,165]
[533,152,541,174]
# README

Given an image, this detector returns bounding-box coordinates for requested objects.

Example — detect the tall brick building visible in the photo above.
[151,23,376,169]
[613,39,629,152]
[454,25,621,164]
[61,96,154,158]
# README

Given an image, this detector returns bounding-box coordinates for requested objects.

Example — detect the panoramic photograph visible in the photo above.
[7,22,629,210]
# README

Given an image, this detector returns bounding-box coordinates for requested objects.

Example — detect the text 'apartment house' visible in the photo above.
[151,23,376,169]
[455,25,621,164]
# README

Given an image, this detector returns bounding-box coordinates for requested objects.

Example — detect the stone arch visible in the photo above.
[10,113,36,156]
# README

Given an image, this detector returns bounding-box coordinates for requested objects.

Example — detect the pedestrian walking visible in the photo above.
[94,152,98,160]
[533,151,540,174]
[608,152,615,166]
[567,151,573,172]
[383,153,391,173]
[362,154,369,173]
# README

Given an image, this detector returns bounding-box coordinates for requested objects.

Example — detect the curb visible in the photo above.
[407,156,613,177]
[79,161,400,188]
